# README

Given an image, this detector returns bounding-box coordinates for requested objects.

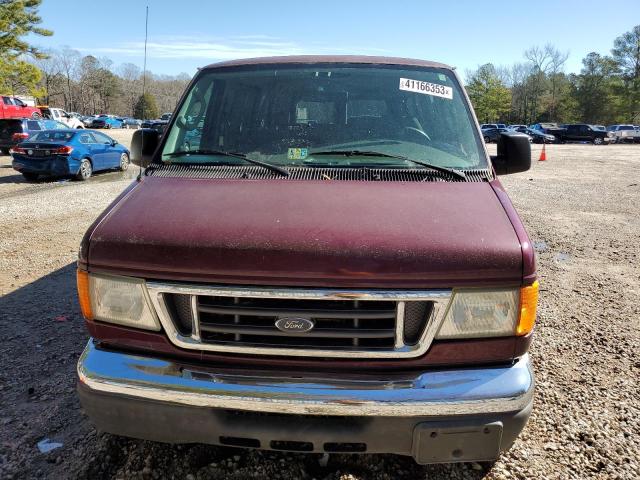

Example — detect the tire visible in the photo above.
[76,159,92,181]
[31,112,42,119]
[0,147,9,155]
[76,125,84,129]
[105,124,111,129]
[119,152,130,171]
[484,136,490,143]
[593,137,603,145]
[22,172,39,181]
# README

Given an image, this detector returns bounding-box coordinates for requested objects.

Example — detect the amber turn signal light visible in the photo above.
[77,269,93,320]
[517,280,539,336]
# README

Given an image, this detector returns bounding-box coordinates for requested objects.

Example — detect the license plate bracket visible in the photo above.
[412,420,503,464]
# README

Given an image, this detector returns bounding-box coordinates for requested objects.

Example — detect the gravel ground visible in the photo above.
[0,132,638,479]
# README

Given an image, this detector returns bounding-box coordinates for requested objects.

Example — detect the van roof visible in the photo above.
[203,55,453,71]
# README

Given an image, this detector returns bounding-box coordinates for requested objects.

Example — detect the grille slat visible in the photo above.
[198,304,395,319]
[199,323,396,339]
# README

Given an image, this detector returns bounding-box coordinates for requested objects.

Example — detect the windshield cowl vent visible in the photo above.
[147,165,491,182]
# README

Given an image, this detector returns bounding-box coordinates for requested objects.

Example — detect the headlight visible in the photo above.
[77,271,160,331]
[436,282,538,339]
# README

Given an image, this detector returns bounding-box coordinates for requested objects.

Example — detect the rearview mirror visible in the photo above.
[491,132,531,175]
[130,128,160,168]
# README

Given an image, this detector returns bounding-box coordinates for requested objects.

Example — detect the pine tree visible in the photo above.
[0,0,53,95]
[134,93,159,120]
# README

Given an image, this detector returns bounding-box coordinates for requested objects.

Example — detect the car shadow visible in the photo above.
[0,263,493,479]
[0,172,28,184]
[0,170,135,185]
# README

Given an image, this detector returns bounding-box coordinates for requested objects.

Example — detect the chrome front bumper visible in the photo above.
[77,340,533,417]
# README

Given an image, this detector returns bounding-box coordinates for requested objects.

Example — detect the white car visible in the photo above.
[607,125,640,143]
[41,107,84,129]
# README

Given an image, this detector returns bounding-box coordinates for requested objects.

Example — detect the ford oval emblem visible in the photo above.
[275,317,315,333]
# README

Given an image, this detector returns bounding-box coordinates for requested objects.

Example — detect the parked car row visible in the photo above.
[141,112,172,133]
[0,96,147,131]
[481,122,640,145]
[80,115,142,130]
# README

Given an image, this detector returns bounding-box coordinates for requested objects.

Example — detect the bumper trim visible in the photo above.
[78,340,533,417]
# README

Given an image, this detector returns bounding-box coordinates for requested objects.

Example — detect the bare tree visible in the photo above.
[33,48,63,105]
[57,46,81,111]
[118,63,142,116]
[505,62,535,123]
[523,45,554,122]
[547,47,570,120]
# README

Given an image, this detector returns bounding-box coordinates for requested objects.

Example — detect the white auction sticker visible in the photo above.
[399,78,453,99]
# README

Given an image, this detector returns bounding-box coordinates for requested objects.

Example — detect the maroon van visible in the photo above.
[76,56,538,464]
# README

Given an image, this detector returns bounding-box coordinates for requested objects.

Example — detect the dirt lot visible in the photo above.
[0,132,638,479]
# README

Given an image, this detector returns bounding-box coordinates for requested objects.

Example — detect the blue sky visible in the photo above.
[30,0,638,78]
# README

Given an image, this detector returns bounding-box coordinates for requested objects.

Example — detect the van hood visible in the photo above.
[87,177,524,288]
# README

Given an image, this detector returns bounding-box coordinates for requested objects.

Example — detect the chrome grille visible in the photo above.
[194,295,397,349]
[146,283,452,358]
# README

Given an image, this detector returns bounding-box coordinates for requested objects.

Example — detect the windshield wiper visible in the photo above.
[309,150,466,179]
[164,149,289,177]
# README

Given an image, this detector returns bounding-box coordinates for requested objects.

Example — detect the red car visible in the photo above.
[76,56,537,465]
[0,96,42,120]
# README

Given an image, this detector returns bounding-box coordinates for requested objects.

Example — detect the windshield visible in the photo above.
[161,64,486,169]
[29,131,75,142]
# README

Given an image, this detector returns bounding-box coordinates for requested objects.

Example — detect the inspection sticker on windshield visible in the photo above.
[287,147,308,160]
[399,78,453,99]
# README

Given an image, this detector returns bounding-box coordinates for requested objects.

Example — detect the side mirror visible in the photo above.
[491,132,531,175]
[130,128,160,168]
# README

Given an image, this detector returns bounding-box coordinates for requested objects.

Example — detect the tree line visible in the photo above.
[466,25,640,126]
[33,47,191,118]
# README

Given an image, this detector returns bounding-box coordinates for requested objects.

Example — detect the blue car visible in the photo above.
[10,129,130,181]
[90,115,123,129]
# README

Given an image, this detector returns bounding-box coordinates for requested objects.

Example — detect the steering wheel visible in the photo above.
[404,126,431,142]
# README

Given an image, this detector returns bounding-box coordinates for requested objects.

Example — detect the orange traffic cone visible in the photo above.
[539,143,547,162]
